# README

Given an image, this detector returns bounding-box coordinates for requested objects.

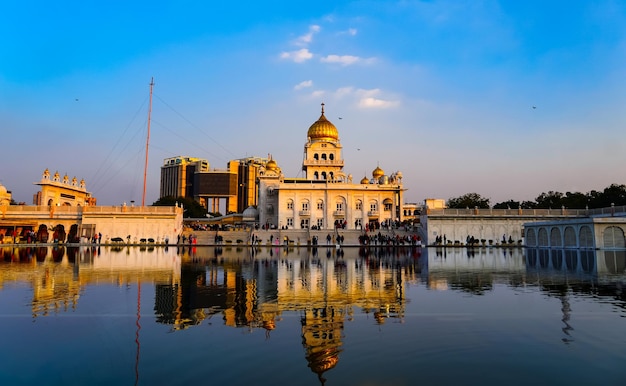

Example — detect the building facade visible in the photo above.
[33,169,96,207]
[258,104,406,230]
[160,156,209,199]
[161,155,271,215]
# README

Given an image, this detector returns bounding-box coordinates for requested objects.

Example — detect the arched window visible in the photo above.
[321,153,327,160]
[329,153,334,160]
[604,226,626,249]
[550,228,562,247]
[314,153,319,160]
[564,227,576,247]
[526,228,537,247]
[314,171,319,180]
[538,228,548,247]
[579,226,593,248]
[321,172,327,180]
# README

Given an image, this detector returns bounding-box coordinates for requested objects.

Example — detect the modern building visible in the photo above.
[160,155,271,215]
[257,104,406,230]
[193,157,271,215]
[160,156,209,199]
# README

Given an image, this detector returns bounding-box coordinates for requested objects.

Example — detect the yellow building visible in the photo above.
[33,169,96,206]
[258,104,406,230]
[424,198,447,210]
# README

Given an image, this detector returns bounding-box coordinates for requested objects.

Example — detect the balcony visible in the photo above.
[302,159,344,167]
[299,210,311,216]
[367,211,379,217]
[333,210,345,217]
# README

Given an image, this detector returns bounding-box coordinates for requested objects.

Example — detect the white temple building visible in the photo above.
[258,104,406,230]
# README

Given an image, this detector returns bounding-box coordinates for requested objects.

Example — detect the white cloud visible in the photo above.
[340,28,357,36]
[320,54,376,66]
[310,90,325,98]
[334,87,354,98]
[324,87,400,108]
[295,25,321,46]
[280,48,314,63]
[358,97,399,109]
[356,88,400,109]
[294,80,313,90]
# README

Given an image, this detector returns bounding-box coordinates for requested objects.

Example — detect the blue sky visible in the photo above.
[2,0,625,206]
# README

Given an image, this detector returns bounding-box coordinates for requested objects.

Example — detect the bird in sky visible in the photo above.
[532,106,536,109]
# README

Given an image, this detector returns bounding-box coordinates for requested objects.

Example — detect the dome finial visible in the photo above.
[321,102,325,115]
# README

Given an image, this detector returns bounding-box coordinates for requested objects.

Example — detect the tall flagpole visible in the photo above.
[142,77,154,207]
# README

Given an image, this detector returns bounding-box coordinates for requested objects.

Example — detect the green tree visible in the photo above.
[152,196,208,218]
[493,200,520,209]
[447,193,490,209]
[590,183,626,208]
[562,191,589,209]
[535,191,564,209]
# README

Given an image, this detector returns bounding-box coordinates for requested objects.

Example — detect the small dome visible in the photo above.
[307,103,339,141]
[266,159,278,171]
[242,206,258,220]
[360,176,369,184]
[0,183,7,195]
[372,166,384,179]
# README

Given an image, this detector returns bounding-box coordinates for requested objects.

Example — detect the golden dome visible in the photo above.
[307,103,339,141]
[372,165,384,179]
[266,159,278,171]
[360,176,369,184]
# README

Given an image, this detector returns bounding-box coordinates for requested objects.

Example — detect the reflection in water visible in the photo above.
[1,245,626,384]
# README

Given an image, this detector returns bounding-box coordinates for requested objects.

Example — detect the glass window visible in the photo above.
[287,218,293,227]
[317,201,324,210]
[287,200,293,210]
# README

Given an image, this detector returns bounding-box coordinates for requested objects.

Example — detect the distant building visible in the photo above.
[160,156,209,199]
[33,169,96,206]
[425,198,447,210]
[160,155,272,215]
[257,104,407,230]
[159,105,414,227]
